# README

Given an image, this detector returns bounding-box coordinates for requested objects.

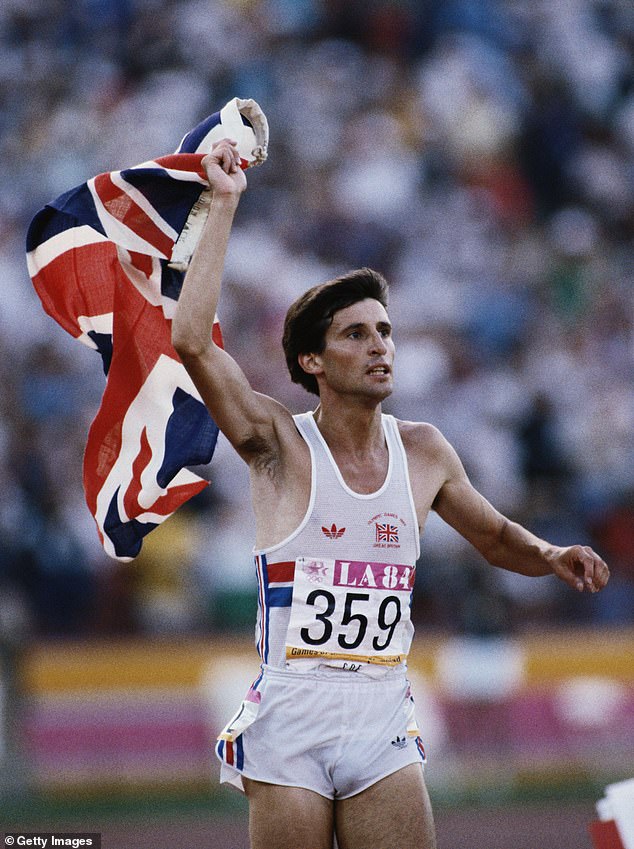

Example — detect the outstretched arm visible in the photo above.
[172,139,286,461]
[427,429,610,594]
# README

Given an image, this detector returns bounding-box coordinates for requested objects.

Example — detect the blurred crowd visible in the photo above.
[1,0,633,643]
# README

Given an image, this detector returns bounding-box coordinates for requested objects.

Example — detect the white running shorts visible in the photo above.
[216,664,426,800]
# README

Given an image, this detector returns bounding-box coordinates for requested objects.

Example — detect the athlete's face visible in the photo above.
[305,298,395,400]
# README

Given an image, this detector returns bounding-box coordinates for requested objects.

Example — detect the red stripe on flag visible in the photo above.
[142,480,208,519]
[31,241,119,339]
[128,250,154,277]
[94,172,174,258]
[212,322,223,347]
[154,153,207,179]
[154,153,247,178]
[225,740,234,766]
[84,284,178,516]
[123,427,151,520]
[122,425,208,520]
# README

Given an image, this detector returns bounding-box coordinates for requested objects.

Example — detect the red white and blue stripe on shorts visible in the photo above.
[254,555,294,664]
[414,735,426,762]
[216,735,244,770]
[216,669,265,770]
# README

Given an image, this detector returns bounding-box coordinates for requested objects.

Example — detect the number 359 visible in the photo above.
[299,590,402,651]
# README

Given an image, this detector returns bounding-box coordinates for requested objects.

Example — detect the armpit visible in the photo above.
[237,433,279,475]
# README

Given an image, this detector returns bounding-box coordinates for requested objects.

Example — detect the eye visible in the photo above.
[348,330,362,339]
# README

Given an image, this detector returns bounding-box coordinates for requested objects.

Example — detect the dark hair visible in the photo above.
[282,267,389,396]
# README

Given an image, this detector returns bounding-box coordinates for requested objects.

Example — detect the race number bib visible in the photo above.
[285,557,415,670]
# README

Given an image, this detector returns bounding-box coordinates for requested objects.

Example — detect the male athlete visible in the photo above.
[171,139,610,849]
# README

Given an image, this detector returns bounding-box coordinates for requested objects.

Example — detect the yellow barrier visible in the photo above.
[18,628,634,694]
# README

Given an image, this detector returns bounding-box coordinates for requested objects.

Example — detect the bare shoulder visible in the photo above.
[395,418,463,487]
[394,419,460,523]
[396,419,453,461]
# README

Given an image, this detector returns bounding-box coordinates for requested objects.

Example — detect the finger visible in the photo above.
[202,148,227,172]
[230,145,242,172]
[221,148,233,173]
[574,545,597,591]
[207,139,236,162]
[557,546,590,592]
[591,557,610,591]
[225,144,243,173]
[223,145,240,173]
[577,547,610,592]
[555,556,585,593]
[211,138,237,150]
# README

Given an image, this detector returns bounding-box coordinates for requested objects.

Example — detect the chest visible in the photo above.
[330,450,388,495]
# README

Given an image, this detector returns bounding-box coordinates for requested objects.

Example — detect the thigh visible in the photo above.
[244,777,335,849]
[334,764,436,849]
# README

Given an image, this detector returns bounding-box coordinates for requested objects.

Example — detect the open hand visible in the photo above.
[202,138,247,197]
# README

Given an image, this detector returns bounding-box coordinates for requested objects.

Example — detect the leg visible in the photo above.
[244,777,335,849]
[334,764,436,849]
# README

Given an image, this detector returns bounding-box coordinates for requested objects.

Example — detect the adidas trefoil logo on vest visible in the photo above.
[322,524,345,539]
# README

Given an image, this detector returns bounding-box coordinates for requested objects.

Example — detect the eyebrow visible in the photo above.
[338,319,392,335]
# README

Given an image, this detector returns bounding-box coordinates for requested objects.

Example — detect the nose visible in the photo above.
[369,331,387,355]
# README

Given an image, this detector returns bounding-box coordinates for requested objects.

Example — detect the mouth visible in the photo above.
[367,365,391,376]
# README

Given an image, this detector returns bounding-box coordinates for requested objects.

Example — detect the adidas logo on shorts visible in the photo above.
[391,735,407,750]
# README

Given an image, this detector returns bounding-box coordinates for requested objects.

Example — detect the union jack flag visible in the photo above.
[25,98,268,561]
[376,523,399,544]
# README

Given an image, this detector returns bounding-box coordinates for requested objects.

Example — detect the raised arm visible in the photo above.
[171,139,287,461]
[420,426,610,594]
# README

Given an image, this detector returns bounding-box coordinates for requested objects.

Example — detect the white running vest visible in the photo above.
[253,412,420,677]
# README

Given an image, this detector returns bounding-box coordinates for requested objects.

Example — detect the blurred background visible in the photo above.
[1,0,633,846]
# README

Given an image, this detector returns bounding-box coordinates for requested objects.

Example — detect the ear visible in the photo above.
[298,351,323,376]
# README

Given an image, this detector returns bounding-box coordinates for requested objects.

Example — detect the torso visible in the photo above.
[249,412,445,551]
[249,411,427,673]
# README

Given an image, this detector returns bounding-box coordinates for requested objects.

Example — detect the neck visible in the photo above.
[313,397,384,453]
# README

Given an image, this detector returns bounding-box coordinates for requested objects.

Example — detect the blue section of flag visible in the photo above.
[160,263,185,302]
[119,166,204,233]
[86,331,113,375]
[158,388,219,486]
[26,184,104,250]
[178,110,222,152]
[104,489,158,560]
